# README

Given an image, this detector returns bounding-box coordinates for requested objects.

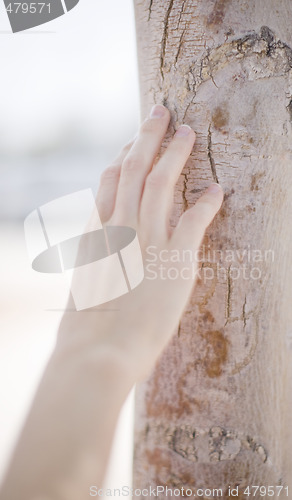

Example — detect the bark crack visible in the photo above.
[225,265,232,325]
[176,0,187,29]
[181,170,189,212]
[160,0,175,80]
[286,99,292,122]
[174,28,186,65]
[148,0,153,21]
[182,95,195,122]
[207,124,219,183]
[242,295,247,328]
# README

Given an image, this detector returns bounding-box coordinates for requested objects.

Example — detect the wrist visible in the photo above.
[54,330,136,398]
[56,307,159,385]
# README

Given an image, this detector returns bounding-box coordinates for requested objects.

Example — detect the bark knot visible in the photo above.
[196,27,292,86]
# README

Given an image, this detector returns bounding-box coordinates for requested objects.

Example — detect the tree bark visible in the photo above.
[133,0,292,497]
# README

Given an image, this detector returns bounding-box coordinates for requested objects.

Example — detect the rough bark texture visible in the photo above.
[133,1,292,498]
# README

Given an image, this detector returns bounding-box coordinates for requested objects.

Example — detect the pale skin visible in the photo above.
[0,104,223,500]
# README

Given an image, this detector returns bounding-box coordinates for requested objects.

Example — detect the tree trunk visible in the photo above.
[133,0,292,497]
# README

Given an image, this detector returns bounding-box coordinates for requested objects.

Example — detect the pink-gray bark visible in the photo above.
[133,0,292,497]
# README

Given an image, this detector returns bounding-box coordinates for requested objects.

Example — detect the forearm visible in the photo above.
[0,339,134,500]
[0,104,223,500]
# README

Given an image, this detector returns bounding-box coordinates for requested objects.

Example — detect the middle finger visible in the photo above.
[112,104,170,226]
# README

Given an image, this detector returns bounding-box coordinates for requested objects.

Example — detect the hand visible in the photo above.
[0,105,224,500]
[57,104,224,383]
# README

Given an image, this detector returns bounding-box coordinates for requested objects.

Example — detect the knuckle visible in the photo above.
[146,170,170,188]
[96,201,110,220]
[140,119,157,134]
[122,155,141,173]
[121,140,134,153]
[100,165,120,183]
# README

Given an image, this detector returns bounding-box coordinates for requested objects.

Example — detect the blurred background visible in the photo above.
[0,0,139,495]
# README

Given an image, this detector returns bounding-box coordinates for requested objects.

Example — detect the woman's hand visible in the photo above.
[0,105,224,500]
[57,104,224,383]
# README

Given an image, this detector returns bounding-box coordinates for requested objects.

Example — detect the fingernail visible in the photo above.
[207,183,223,194]
[150,104,166,118]
[175,124,192,137]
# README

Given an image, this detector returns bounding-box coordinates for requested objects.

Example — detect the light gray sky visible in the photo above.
[0,0,140,218]
[0,1,139,486]
[0,0,139,151]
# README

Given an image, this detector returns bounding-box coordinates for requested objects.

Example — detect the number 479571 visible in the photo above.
[6,3,51,14]
[243,486,289,496]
